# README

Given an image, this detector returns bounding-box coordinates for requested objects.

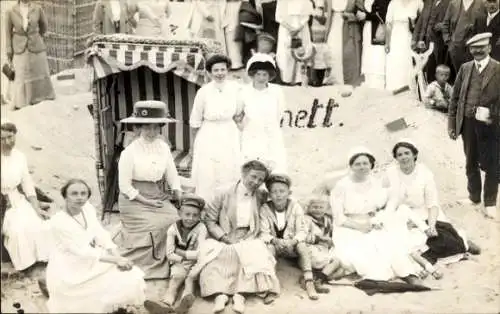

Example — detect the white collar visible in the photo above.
[475,56,490,69]
[488,10,499,19]
[237,181,254,197]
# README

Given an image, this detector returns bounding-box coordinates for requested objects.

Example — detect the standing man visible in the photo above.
[472,0,500,61]
[412,0,452,81]
[442,0,486,75]
[448,32,500,220]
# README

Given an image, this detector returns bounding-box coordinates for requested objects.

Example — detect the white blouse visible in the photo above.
[19,3,29,31]
[1,149,35,198]
[331,175,388,226]
[236,183,253,228]
[189,81,241,128]
[118,137,181,200]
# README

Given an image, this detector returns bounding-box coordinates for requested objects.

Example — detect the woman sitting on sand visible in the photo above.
[381,139,480,273]
[1,119,50,272]
[115,100,182,280]
[46,179,146,313]
[330,146,422,284]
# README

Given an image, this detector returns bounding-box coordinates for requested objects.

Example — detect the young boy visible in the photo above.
[252,32,282,84]
[304,195,345,288]
[423,64,453,112]
[308,3,333,87]
[259,174,319,300]
[145,194,207,314]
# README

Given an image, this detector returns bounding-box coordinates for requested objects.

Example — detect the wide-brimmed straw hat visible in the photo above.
[120,100,176,124]
[246,53,277,79]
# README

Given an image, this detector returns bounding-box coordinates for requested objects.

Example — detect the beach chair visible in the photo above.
[86,34,221,219]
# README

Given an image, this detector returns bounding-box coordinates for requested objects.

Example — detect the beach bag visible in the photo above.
[291,37,303,49]
[2,62,15,81]
[372,13,386,45]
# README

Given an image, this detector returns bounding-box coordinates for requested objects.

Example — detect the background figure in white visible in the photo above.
[47,180,146,313]
[361,0,390,89]
[1,120,49,271]
[134,0,171,37]
[224,0,244,70]
[326,0,348,84]
[236,53,287,173]
[189,55,242,201]
[275,0,314,84]
[384,0,423,91]
[186,0,228,54]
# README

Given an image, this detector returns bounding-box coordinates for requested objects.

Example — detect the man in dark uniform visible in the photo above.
[448,32,500,219]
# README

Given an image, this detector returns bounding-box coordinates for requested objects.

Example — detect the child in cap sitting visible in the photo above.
[303,195,345,289]
[144,194,207,314]
[423,64,453,112]
[259,174,319,300]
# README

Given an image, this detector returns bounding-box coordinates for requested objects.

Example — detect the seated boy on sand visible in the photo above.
[259,174,319,300]
[303,195,345,289]
[144,194,207,314]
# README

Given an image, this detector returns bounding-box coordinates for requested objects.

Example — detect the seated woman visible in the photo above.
[1,119,49,272]
[115,100,182,280]
[189,160,280,314]
[46,179,145,313]
[382,139,480,270]
[331,146,421,284]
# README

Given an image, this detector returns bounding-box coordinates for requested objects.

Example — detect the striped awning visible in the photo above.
[86,35,219,86]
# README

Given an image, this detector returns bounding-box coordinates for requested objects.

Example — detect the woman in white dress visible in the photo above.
[1,119,49,271]
[384,0,422,91]
[236,53,287,173]
[275,0,314,85]
[134,0,171,38]
[186,0,227,53]
[46,179,146,313]
[331,146,421,283]
[382,139,479,265]
[190,54,242,201]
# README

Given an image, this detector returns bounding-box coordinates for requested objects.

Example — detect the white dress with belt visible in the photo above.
[190,80,242,201]
[1,149,49,271]
[239,83,287,173]
[46,203,146,313]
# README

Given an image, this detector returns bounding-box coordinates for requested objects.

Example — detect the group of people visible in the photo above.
[0,110,484,313]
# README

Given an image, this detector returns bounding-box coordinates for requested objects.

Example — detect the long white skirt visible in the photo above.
[224,1,244,69]
[385,21,413,91]
[2,191,50,270]
[47,264,146,313]
[361,22,386,89]
[191,120,241,201]
[333,226,416,280]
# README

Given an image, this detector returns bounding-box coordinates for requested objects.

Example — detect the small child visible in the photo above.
[252,32,282,84]
[423,64,453,112]
[259,174,319,300]
[303,195,344,288]
[145,194,207,314]
[308,5,333,87]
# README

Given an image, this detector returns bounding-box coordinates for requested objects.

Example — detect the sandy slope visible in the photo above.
[1,75,499,313]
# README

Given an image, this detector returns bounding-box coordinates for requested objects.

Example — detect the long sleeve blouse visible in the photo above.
[1,149,36,198]
[118,137,181,200]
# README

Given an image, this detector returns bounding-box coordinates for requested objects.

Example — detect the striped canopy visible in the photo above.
[86,35,223,86]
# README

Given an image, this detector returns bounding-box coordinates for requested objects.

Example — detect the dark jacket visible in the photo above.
[5,3,48,57]
[472,12,500,61]
[448,58,500,134]
[442,0,486,45]
[412,0,450,45]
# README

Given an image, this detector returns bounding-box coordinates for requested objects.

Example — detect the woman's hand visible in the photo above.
[220,234,236,245]
[116,257,133,271]
[36,209,51,220]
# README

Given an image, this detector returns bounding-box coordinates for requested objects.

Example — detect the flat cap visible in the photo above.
[265,173,292,189]
[180,194,205,210]
[466,32,492,47]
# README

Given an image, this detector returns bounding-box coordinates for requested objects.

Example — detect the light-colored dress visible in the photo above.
[385,0,422,91]
[360,0,388,89]
[115,137,181,280]
[186,0,227,53]
[1,149,49,271]
[331,174,416,280]
[46,203,146,313]
[275,0,314,84]
[384,163,468,255]
[134,0,171,37]
[238,83,287,173]
[190,81,242,201]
